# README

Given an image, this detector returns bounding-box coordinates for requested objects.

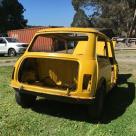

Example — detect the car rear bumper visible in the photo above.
[13,88,95,104]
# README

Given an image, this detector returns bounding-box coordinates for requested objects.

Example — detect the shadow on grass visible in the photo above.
[101,74,135,123]
[31,74,135,124]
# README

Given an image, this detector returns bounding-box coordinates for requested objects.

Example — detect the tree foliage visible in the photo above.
[71,0,136,37]
[71,0,93,27]
[71,9,92,27]
[0,0,27,33]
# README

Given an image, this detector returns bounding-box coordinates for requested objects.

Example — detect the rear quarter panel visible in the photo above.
[97,57,112,92]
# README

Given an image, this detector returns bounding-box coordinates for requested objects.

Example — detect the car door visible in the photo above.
[96,35,112,91]
[0,38,7,53]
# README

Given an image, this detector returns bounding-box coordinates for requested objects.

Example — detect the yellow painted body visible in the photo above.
[11,28,118,101]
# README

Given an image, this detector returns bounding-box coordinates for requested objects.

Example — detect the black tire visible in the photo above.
[88,83,106,120]
[15,91,36,108]
[8,48,16,57]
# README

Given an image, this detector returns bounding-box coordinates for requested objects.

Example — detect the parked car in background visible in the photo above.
[0,37,28,56]
[11,27,118,119]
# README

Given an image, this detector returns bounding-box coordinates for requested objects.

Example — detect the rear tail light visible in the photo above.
[82,74,92,90]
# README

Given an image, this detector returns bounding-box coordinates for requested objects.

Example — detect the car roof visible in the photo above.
[38,27,100,33]
[37,27,111,40]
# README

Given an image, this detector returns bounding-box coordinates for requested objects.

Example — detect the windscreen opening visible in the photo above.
[28,33,88,54]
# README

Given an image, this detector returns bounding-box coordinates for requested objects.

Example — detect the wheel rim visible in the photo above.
[9,49,16,56]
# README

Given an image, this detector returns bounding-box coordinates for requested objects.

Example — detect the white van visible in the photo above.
[0,37,28,56]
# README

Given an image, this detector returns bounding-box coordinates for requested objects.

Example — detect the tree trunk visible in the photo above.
[129,9,136,37]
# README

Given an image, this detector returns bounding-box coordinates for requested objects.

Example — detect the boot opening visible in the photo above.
[18,58,79,91]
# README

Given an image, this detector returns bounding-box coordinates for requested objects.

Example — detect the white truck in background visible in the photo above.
[0,37,28,56]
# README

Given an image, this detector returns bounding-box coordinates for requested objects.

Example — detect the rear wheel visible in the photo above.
[88,83,106,120]
[15,91,36,108]
[8,48,16,57]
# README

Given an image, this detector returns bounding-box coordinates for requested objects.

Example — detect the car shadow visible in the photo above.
[101,74,135,123]
[31,74,135,124]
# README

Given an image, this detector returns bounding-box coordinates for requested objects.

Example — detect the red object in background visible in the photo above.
[8,27,46,43]
[8,27,62,51]
[8,27,52,50]
[8,27,53,51]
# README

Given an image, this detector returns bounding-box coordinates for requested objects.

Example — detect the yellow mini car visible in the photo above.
[11,28,118,119]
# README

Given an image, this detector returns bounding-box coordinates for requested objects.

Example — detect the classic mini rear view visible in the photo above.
[11,28,118,119]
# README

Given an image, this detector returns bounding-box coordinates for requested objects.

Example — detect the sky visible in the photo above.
[19,0,75,27]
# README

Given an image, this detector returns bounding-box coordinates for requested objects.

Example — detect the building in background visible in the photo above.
[8,27,48,43]
[8,26,57,51]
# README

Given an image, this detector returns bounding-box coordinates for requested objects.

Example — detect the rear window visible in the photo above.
[28,33,88,54]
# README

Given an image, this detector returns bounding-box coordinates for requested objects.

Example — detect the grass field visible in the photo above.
[0,51,136,136]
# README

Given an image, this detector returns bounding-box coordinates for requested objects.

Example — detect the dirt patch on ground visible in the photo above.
[0,58,17,67]
[115,50,136,82]
[115,50,136,62]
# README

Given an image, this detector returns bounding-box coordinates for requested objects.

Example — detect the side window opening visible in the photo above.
[0,38,6,44]
[96,36,108,58]
[107,41,115,59]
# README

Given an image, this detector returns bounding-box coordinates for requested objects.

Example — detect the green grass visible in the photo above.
[0,64,136,136]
